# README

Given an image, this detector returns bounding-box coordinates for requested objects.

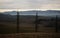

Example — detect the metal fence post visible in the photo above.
[17,11,19,33]
[56,15,58,32]
[35,12,38,32]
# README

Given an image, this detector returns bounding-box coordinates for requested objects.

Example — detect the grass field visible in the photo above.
[0,16,60,38]
[0,33,60,38]
[0,22,57,34]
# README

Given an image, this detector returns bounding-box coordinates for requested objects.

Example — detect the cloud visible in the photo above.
[0,0,60,9]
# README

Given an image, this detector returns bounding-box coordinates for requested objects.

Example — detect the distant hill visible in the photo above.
[0,13,14,22]
[2,10,60,16]
[0,10,60,22]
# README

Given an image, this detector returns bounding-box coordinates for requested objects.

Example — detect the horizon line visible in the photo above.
[0,9,60,12]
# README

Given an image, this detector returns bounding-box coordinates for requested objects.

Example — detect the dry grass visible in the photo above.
[0,33,60,38]
[0,22,56,34]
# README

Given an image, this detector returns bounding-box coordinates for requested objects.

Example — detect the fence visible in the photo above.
[0,11,60,38]
[16,11,60,33]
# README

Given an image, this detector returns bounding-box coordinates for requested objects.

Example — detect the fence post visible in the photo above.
[17,11,19,33]
[35,12,38,32]
[56,15,58,32]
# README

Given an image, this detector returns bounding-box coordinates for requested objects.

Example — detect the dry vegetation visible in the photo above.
[0,33,60,38]
[0,16,60,38]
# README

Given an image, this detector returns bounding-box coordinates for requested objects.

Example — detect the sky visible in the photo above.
[0,0,60,12]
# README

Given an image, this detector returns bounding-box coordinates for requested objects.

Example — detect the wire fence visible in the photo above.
[16,12,60,33]
[0,11,60,38]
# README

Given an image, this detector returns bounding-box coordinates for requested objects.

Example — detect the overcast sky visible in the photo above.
[0,0,60,12]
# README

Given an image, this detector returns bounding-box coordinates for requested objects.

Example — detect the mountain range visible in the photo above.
[0,10,60,21]
[1,10,60,16]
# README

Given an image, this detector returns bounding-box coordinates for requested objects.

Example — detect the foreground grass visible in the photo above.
[0,33,60,38]
[0,22,57,34]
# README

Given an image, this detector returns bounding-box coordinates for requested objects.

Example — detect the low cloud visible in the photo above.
[0,0,60,9]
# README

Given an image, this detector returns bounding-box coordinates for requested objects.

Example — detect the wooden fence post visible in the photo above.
[35,12,38,32]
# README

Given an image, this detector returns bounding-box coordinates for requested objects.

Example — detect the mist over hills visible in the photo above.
[1,10,60,16]
[0,10,60,18]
